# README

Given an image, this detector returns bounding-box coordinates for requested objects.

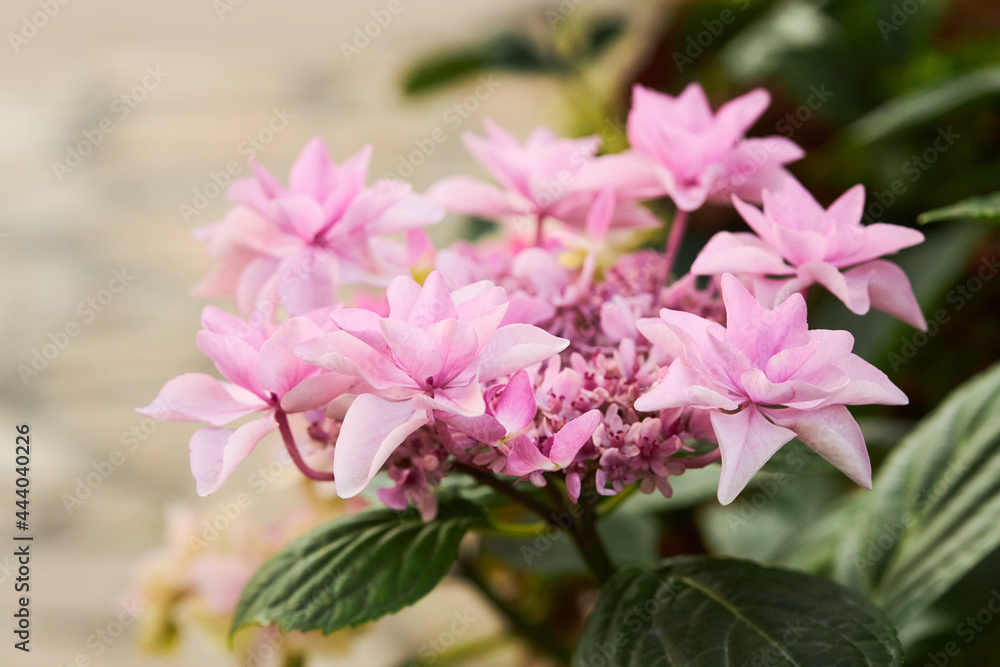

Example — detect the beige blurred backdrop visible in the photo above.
[0,1,660,665]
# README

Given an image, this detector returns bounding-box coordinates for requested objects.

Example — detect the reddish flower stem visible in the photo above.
[274,408,336,482]
[664,208,689,276]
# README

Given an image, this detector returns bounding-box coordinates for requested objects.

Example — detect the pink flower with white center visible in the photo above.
[583,84,803,212]
[138,307,354,496]
[634,274,908,505]
[193,138,443,318]
[427,120,658,241]
[691,176,927,329]
[295,271,569,498]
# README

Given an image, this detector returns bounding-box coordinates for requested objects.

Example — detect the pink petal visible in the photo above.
[765,404,871,489]
[379,318,444,384]
[585,189,616,240]
[839,223,925,267]
[280,372,362,413]
[426,175,525,218]
[843,260,927,330]
[138,373,266,425]
[288,137,334,201]
[506,435,557,476]
[415,380,486,417]
[690,232,792,276]
[443,413,507,444]
[196,330,263,397]
[550,409,601,467]
[831,354,909,406]
[409,271,458,327]
[273,194,327,240]
[428,319,481,384]
[634,359,738,412]
[494,370,537,435]
[712,88,770,148]
[477,324,569,382]
[711,405,796,505]
[190,417,278,496]
[386,274,423,321]
[256,317,326,398]
[296,331,414,392]
[334,395,429,498]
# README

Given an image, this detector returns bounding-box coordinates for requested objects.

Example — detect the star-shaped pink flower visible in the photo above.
[691,176,927,329]
[138,307,354,496]
[427,120,658,241]
[635,274,907,504]
[296,271,569,497]
[583,83,804,212]
[193,138,443,318]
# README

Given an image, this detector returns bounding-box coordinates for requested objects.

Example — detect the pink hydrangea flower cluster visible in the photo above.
[142,83,926,515]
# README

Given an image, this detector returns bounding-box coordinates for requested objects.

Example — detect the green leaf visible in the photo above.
[574,556,903,667]
[230,498,484,637]
[848,65,1000,145]
[583,16,625,59]
[402,33,559,96]
[918,192,1000,224]
[832,361,1000,630]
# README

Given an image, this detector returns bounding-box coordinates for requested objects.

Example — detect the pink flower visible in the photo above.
[427,120,658,237]
[449,370,601,479]
[193,138,443,318]
[296,271,569,497]
[634,274,907,504]
[691,176,927,329]
[585,84,803,211]
[138,307,353,496]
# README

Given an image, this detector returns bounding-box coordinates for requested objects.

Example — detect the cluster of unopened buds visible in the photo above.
[141,82,925,520]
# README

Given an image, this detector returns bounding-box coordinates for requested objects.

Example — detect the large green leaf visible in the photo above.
[230,498,485,636]
[918,192,1000,225]
[574,556,902,666]
[832,361,1000,629]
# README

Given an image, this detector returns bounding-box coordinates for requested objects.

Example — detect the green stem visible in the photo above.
[452,461,557,525]
[458,559,572,665]
[282,653,306,667]
[546,477,616,585]
[596,482,639,519]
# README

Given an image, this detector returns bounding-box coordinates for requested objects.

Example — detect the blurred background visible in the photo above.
[1,0,999,665]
